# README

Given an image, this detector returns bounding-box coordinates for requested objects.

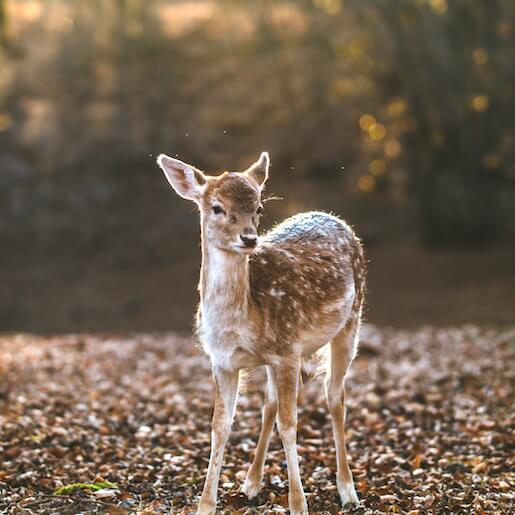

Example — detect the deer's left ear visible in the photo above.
[244,151,269,189]
[157,154,206,203]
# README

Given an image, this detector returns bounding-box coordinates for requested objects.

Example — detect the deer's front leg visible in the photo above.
[243,365,277,498]
[197,367,239,515]
[272,358,308,515]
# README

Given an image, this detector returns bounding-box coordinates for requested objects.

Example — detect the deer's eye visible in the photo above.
[212,205,225,215]
[256,205,264,216]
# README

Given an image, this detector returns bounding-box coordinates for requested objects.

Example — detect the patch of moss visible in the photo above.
[53,481,118,495]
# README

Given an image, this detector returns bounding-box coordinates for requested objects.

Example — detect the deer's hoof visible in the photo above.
[241,476,261,499]
[196,500,216,515]
[338,480,360,507]
[289,495,309,515]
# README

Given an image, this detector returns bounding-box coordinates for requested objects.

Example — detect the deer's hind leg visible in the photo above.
[242,365,277,498]
[325,317,360,507]
[271,356,308,515]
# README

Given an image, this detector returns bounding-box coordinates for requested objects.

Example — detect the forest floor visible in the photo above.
[0,326,513,514]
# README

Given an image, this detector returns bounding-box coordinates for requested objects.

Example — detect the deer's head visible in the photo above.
[157,152,269,255]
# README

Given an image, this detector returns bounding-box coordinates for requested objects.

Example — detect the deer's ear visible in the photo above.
[244,151,269,189]
[157,154,206,202]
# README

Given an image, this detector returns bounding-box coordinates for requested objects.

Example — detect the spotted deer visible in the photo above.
[157,151,365,515]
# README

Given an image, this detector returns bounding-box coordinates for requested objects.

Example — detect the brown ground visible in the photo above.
[2,241,515,333]
[0,326,513,514]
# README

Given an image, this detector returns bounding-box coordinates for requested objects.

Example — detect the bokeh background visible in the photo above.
[1,0,514,333]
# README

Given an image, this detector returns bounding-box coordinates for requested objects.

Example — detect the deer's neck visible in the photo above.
[198,231,260,370]
[199,238,250,313]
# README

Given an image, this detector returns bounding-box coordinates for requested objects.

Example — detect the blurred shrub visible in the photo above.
[0,0,513,251]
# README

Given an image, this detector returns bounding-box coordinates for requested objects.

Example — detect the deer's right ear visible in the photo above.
[157,154,206,203]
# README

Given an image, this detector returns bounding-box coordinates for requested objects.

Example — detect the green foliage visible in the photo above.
[53,481,118,495]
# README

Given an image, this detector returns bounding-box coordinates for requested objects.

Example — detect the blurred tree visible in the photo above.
[1,0,513,252]
[352,0,515,245]
[0,0,7,48]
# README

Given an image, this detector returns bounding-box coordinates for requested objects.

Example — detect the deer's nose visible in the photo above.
[240,234,258,248]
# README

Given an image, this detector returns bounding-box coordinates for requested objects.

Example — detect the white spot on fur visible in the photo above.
[270,288,285,298]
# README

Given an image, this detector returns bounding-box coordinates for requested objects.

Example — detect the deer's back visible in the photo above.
[249,211,365,354]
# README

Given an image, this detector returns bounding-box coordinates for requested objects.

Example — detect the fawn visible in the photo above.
[157,151,365,514]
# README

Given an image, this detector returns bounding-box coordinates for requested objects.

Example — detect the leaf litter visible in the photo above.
[0,326,513,514]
